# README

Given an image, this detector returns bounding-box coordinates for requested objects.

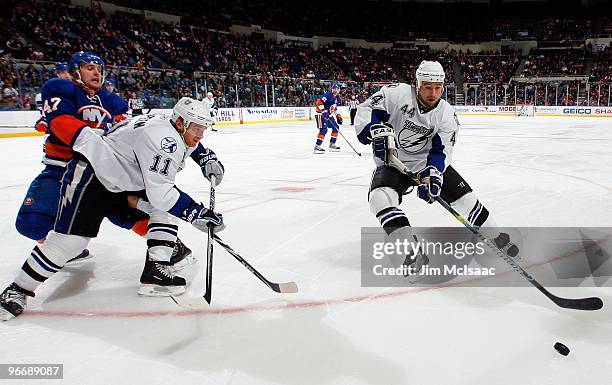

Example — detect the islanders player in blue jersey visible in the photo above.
[313,81,343,154]
[16,52,128,245]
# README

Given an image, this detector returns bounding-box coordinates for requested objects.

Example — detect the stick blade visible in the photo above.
[273,281,299,293]
[170,295,210,309]
[554,296,603,311]
[203,291,212,304]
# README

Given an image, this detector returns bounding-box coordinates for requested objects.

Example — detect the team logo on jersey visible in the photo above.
[161,137,178,153]
[398,121,433,153]
[78,95,111,128]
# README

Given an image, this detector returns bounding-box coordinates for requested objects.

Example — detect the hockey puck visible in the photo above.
[554,342,570,356]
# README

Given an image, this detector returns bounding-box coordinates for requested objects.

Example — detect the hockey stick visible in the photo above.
[337,129,362,156]
[170,235,298,309]
[387,154,603,311]
[203,175,217,304]
[213,234,299,294]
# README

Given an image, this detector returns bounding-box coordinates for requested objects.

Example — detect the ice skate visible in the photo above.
[402,251,429,283]
[169,238,195,269]
[0,283,34,321]
[65,249,92,264]
[314,144,325,154]
[138,259,187,297]
[329,143,340,152]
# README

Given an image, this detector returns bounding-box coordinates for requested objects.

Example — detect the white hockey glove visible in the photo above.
[180,202,225,233]
[370,123,395,163]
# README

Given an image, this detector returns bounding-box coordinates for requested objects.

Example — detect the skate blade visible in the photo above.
[169,295,211,309]
[0,307,16,321]
[65,254,93,265]
[328,148,340,152]
[138,284,186,297]
[403,255,429,283]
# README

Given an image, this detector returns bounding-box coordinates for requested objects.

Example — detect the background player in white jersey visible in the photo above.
[355,61,518,277]
[202,91,218,131]
[0,98,225,320]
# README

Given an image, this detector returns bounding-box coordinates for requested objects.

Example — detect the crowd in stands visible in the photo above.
[460,50,521,84]
[323,47,396,83]
[0,0,609,110]
[11,1,157,67]
[102,0,606,43]
[464,80,609,107]
[0,23,39,61]
[540,17,596,41]
[590,47,611,82]
[586,82,610,106]
[0,61,54,110]
[521,50,587,77]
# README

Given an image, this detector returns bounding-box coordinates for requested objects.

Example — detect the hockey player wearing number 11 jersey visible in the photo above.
[355,60,519,277]
[0,98,225,320]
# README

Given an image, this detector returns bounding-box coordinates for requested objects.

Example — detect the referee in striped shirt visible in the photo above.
[348,95,359,125]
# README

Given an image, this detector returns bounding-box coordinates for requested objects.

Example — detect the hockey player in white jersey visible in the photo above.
[202,92,218,131]
[355,61,518,278]
[0,97,225,320]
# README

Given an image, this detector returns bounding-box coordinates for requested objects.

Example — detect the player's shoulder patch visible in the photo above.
[160,137,178,154]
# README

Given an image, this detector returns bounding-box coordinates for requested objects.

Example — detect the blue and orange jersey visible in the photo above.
[40,78,127,166]
[315,91,341,114]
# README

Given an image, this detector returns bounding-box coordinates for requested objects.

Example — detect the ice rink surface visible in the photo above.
[0,115,611,385]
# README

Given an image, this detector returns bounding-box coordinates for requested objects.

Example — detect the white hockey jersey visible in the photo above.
[354,83,458,174]
[202,97,217,116]
[72,114,196,212]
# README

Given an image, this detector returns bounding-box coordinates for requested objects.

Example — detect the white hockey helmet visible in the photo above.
[415,60,445,86]
[172,97,214,129]
[207,91,213,98]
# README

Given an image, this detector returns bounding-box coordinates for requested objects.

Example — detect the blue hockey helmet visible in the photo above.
[105,79,115,87]
[331,81,342,90]
[54,62,68,73]
[68,51,105,87]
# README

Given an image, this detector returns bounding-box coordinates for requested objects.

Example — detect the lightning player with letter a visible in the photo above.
[313,82,343,154]
[355,61,520,279]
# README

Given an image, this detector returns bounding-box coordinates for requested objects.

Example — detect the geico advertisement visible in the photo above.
[562,107,612,116]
